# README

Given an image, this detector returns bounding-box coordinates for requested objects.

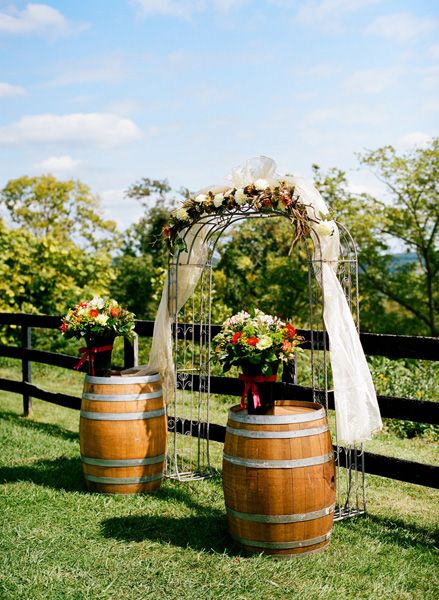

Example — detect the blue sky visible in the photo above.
[0,0,438,229]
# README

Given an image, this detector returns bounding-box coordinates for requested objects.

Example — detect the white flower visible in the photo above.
[254,178,269,190]
[95,314,109,326]
[235,188,247,205]
[256,335,273,351]
[89,296,105,309]
[173,207,189,222]
[315,219,335,237]
[195,193,208,203]
[213,193,224,207]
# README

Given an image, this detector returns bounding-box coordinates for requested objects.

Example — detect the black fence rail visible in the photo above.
[0,312,438,489]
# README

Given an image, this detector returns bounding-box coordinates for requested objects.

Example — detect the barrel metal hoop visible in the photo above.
[82,390,163,402]
[80,408,166,421]
[231,531,332,550]
[226,504,335,523]
[223,451,333,469]
[226,424,329,439]
[85,373,161,384]
[80,454,166,467]
[228,408,326,425]
[84,472,163,484]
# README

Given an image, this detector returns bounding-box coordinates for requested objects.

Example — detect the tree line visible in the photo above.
[1,139,437,339]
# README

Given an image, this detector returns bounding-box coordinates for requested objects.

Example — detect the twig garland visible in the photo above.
[163,181,321,251]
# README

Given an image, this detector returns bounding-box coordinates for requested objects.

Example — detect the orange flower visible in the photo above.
[282,340,293,352]
[89,309,99,318]
[246,337,259,346]
[110,307,120,317]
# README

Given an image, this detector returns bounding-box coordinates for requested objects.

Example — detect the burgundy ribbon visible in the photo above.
[239,373,277,410]
[74,345,113,376]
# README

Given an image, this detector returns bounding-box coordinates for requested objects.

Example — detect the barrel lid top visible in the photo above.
[85,372,161,384]
[228,400,326,424]
[230,400,323,414]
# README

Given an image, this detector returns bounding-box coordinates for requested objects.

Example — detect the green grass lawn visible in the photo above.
[0,364,438,600]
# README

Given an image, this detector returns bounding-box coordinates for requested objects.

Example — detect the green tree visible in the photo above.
[313,137,439,335]
[215,217,310,324]
[0,175,119,320]
[1,174,119,252]
[111,179,182,318]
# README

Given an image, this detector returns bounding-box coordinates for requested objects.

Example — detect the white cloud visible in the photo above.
[0,82,26,97]
[99,188,144,229]
[34,154,80,174]
[131,0,251,19]
[46,55,127,87]
[296,0,381,31]
[305,103,385,126]
[343,67,402,94]
[131,0,204,19]
[0,3,87,37]
[421,65,439,91]
[423,99,439,112]
[398,132,433,150]
[365,12,438,43]
[429,43,439,60]
[0,113,143,147]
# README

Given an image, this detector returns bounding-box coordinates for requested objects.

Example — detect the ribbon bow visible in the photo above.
[239,373,277,410]
[74,344,113,376]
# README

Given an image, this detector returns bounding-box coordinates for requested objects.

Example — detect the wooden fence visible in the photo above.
[0,312,438,489]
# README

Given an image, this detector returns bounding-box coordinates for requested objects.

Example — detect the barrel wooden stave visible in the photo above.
[79,373,166,495]
[222,400,336,557]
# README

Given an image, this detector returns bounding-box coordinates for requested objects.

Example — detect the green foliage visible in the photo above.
[0,175,120,343]
[111,179,186,319]
[312,138,439,335]
[214,217,310,323]
[1,174,120,252]
[369,356,439,440]
[359,141,438,336]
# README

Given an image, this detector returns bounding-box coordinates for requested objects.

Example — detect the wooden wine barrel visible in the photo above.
[79,372,166,494]
[223,400,336,558]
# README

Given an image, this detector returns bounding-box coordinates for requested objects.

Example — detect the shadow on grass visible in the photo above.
[0,409,79,442]
[0,456,86,493]
[102,477,236,554]
[101,512,234,554]
[337,513,439,550]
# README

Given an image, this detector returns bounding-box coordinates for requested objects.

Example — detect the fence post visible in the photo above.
[123,334,139,370]
[21,324,32,416]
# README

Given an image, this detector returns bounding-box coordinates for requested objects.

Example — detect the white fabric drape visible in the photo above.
[123,227,208,402]
[127,157,382,447]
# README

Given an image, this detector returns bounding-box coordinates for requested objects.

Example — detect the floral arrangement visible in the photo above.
[60,296,135,341]
[212,309,304,376]
[163,178,324,251]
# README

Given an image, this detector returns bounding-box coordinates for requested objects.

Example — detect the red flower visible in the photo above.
[89,309,99,318]
[246,337,259,346]
[110,307,120,317]
[286,323,297,339]
[60,323,68,333]
[79,301,88,308]
[231,332,242,344]
[262,197,272,208]
[162,225,171,238]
